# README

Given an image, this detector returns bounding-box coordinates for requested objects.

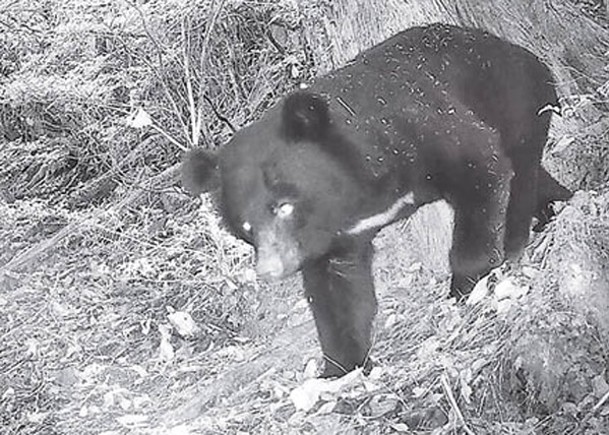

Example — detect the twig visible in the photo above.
[149,120,187,151]
[0,216,94,278]
[590,390,609,415]
[126,0,192,146]
[0,164,180,277]
[66,135,164,207]
[440,373,476,435]
[578,389,609,431]
[203,94,236,133]
[182,19,199,146]
[182,0,227,146]
[197,0,227,93]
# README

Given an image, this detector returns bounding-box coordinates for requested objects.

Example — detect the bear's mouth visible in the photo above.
[254,227,302,280]
[255,253,301,281]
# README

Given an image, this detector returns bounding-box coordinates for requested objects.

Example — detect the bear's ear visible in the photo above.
[181,148,219,195]
[282,91,331,141]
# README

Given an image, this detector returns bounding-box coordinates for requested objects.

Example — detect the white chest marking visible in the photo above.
[347,192,416,235]
[537,104,561,116]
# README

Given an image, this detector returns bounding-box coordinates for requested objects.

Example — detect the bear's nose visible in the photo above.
[256,253,285,280]
[255,226,301,280]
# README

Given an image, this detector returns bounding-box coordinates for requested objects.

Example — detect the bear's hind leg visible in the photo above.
[504,157,540,258]
[532,167,572,232]
[302,240,377,378]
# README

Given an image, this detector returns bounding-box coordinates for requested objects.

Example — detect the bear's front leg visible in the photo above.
[301,240,377,378]
[448,169,512,299]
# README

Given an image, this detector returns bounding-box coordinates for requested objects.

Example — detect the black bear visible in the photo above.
[182,24,572,377]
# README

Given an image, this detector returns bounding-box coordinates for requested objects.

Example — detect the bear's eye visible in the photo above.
[275,202,295,219]
[242,221,252,233]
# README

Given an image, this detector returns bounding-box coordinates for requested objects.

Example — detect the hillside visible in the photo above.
[1,1,609,434]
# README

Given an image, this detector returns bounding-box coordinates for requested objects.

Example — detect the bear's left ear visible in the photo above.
[181,148,219,195]
[282,91,331,141]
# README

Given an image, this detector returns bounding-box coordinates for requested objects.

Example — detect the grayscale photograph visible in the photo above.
[1,0,608,433]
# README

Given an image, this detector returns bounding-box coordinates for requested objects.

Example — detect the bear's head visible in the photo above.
[182,92,376,280]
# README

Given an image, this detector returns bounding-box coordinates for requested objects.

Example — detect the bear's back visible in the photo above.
[310,24,556,148]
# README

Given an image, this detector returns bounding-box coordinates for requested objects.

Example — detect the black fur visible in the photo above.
[181,148,218,195]
[281,92,331,142]
[181,24,572,377]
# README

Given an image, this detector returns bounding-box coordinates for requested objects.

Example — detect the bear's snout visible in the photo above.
[255,227,301,280]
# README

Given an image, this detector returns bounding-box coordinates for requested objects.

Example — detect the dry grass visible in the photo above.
[1,1,609,434]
